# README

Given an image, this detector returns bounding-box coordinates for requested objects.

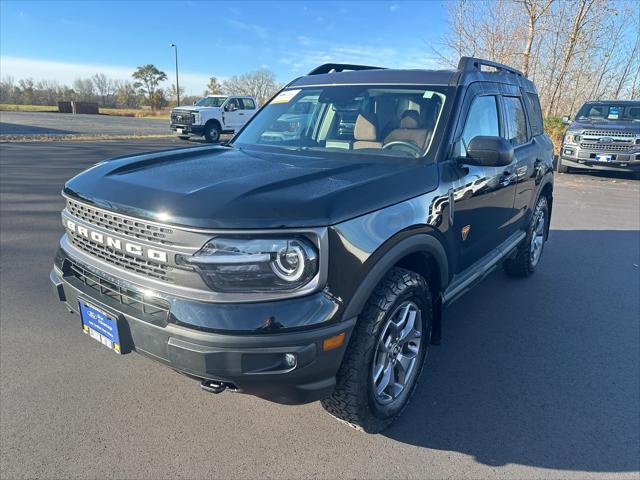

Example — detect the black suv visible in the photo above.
[558,100,640,175]
[51,57,554,433]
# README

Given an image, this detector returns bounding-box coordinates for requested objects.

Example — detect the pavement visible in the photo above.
[0,111,170,138]
[1,139,638,479]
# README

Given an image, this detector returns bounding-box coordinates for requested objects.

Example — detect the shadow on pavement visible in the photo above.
[0,122,75,136]
[384,229,640,473]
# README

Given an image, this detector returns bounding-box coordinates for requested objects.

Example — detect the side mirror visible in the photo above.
[461,136,514,167]
[562,115,571,124]
[193,101,197,105]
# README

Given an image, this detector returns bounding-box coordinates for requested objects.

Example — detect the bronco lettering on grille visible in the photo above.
[65,219,169,263]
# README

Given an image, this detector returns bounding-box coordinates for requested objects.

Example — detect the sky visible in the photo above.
[0,0,449,95]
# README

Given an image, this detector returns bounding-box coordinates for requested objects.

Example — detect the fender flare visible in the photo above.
[342,234,449,319]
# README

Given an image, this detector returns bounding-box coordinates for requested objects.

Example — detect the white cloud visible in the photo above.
[225,19,269,39]
[0,56,214,95]
[280,44,440,73]
[389,4,398,12]
[297,35,312,46]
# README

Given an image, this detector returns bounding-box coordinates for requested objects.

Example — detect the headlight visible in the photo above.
[564,131,581,144]
[180,237,319,293]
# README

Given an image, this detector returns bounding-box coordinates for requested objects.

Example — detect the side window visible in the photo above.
[503,96,529,146]
[226,98,239,110]
[525,93,544,136]
[462,95,500,149]
[241,98,256,110]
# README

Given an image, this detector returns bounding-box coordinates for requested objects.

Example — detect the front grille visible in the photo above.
[69,232,173,282]
[67,199,175,246]
[171,110,194,125]
[65,259,169,318]
[579,142,631,152]
[581,130,635,138]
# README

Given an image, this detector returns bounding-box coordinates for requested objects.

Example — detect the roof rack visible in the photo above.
[307,63,385,76]
[458,57,524,77]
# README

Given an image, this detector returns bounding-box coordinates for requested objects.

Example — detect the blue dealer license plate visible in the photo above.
[595,154,612,162]
[79,301,121,353]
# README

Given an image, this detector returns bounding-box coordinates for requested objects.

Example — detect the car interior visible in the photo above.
[251,87,446,157]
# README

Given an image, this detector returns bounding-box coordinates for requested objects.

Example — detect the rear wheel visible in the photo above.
[204,122,221,143]
[503,196,548,277]
[321,268,432,433]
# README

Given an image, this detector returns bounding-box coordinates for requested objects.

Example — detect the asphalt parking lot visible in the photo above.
[0,111,169,138]
[1,139,638,479]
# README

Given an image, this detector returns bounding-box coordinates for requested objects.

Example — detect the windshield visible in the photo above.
[233,85,448,158]
[195,96,227,107]
[576,103,640,122]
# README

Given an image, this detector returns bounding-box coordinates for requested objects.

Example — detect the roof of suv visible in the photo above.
[288,57,538,94]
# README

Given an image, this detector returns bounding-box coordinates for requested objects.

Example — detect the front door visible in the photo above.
[222,98,243,131]
[450,93,519,273]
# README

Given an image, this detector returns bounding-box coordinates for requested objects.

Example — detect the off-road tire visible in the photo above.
[321,268,432,433]
[503,196,548,277]
[204,122,221,143]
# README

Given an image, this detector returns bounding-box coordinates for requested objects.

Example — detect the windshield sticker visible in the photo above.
[271,89,301,104]
[608,106,620,119]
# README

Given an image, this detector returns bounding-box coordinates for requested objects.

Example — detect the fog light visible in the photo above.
[284,353,297,368]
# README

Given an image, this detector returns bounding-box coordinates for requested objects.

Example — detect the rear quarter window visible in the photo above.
[525,93,544,136]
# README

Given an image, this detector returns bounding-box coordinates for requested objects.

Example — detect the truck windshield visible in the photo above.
[195,97,227,107]
[576,103,640,122]
[233,86,448,158]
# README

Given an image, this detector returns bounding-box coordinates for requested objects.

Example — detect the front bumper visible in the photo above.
[50,253,355,405]
[560,144,640,172]
[170,123,204,135]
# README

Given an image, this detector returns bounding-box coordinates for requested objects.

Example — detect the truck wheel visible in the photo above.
[557,157,570,174]
[204,122,221,143]
[503,196,548,277]
[321,268,432,433]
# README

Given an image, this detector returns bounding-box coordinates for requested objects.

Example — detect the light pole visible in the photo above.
[169,43,180,106]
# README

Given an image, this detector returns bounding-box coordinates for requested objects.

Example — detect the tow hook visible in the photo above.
[200,379,227,394]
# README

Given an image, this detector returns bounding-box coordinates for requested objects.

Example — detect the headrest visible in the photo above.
[400,110,420,129]
[354,112,377,141]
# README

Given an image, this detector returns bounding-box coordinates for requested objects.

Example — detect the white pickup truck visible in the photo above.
[170,95,258,142]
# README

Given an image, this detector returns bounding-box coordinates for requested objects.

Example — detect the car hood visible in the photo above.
[569,120,640,133]
[172,106,219,113]
[64,145,439,229]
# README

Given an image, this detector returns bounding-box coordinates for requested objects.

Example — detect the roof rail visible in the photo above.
[458,57,524,77]
[307,63,385,76]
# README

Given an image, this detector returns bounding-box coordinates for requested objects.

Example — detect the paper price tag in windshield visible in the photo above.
[271,89,301,104]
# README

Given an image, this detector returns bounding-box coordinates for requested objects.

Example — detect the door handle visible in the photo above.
[238,113,245,116]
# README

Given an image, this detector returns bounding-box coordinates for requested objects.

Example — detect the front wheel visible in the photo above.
[321,268,432,433]
[503,196,549,277]
[204,122,221,143]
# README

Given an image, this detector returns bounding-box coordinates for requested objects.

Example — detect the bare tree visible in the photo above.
[517,0,555,76]
[92,73,115,107]
[221,69,281,105]
[204,76,224,96]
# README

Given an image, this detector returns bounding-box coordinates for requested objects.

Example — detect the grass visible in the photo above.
[0,104,170,120]
[0,104,58,112]
[100,108,170,120]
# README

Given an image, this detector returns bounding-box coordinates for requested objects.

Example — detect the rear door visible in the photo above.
[239,98,258,125]
[501,93,542,229]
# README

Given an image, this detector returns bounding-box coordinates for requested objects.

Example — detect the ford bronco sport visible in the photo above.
[51,58,554,433]
[558,100,640,175]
